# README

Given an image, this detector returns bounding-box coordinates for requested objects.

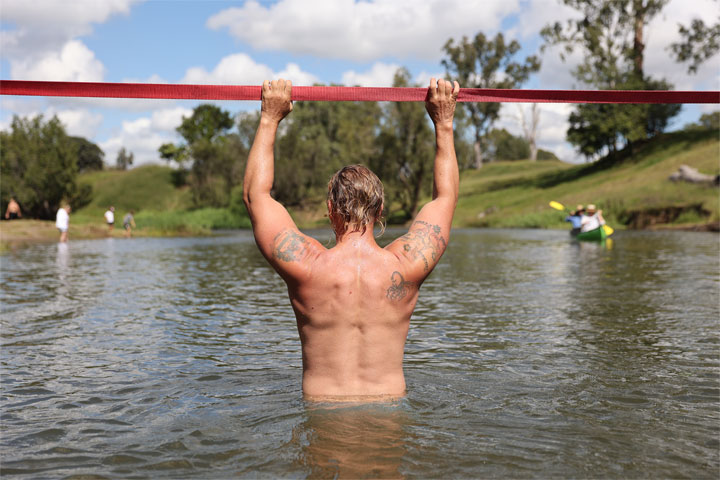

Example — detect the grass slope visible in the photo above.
[454,130,719,230]
[74,165,250,234]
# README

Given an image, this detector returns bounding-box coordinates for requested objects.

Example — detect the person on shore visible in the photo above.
[104,206,115,233]
[565,204,584,235]
[581,204,605,233]
[123,210,136,238]
[5,197,22,220]
[56,204,71,243]
[243,78,460,401]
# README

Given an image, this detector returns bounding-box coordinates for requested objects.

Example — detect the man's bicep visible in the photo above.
[248,195,321,279]
[247,195,300,259]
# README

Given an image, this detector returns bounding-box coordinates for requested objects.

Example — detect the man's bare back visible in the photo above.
[244,78,459,400]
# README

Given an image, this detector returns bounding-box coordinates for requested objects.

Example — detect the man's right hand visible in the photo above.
[261,79,293,123]
[425,78,459,126]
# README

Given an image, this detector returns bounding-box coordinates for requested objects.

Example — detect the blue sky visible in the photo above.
[1,0,717,165]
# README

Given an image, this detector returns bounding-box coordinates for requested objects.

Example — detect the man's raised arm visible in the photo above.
[387,78,460,283]
[243,79,321,281]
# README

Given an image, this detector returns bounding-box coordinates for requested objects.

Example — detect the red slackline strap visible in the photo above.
[0,80,718,104]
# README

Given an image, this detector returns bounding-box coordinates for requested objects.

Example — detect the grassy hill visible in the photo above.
[73,165,250,235]
[453,129,719,230]
[30,129,720,238]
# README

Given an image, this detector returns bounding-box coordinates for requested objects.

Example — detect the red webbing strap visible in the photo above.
[1,80,718,104]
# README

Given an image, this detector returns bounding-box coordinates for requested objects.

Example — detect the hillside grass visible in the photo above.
[72,165,250,235]
[454,129,719,230]
[3,129,717,253]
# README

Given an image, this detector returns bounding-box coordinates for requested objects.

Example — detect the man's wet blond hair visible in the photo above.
[327,165,384,237]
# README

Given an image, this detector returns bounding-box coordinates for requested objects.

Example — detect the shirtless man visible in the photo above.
[243,78,459,400]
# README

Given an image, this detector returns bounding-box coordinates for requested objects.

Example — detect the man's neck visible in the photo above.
[334,225,379,249]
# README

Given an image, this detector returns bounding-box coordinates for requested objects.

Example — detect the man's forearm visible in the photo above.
[244,117,280,205]
[432,122,459,202]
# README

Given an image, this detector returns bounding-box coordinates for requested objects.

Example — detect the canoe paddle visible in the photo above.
[549,201,614,236]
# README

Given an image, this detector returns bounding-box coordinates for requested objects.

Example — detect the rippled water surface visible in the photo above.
[1,229,718,478]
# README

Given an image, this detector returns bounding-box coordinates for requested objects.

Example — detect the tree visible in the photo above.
[158,104,238,207]
[372,68,435,220]
[70,136,104,172]
[116,147,134,170]
[517,104,540,162]
[486,128,531,161]
[0,115,83,219]
[671,10,720,74]
[442,32,540,168]
[274,91,380,206]
[542,0,681,158]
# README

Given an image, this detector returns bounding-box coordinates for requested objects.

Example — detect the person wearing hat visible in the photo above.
[580,204,605,233]
[565,204,584,235]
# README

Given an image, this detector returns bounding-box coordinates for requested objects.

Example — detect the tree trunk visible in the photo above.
[633,0,645,77]
[473,139,483,169]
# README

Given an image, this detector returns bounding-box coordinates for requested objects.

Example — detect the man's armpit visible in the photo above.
[396,220,448,272]
[273,229,309,262]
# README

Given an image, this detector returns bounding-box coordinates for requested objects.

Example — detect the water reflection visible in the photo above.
[292,402,409,479]
[1,230,718,479]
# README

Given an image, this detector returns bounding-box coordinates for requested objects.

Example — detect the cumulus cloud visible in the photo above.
[341,63,402,87]
[0,101,103,139]
[207,0,520,62]
[182,53,318,85]
[1,0,137,59]
[11,40,105,82]
[100,107,193,166]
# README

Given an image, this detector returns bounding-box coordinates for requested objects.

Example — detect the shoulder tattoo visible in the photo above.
[273,229,308,262]
[386,271,415,301]
[397,220,447,271]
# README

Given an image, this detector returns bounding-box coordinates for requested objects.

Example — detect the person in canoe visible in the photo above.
[565,204,584,235]
[580,204,606,233]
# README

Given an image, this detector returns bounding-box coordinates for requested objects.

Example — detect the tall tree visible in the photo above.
[542,0,680,158]
[671,11,720,73]
[70,136,104,172]
[442,32,540,168]
[158,104,237,207]
[115,147,134,170]
[274,92,380,206]
[372,68,435,220]
[0,115,82,219]
[517,104,540,162]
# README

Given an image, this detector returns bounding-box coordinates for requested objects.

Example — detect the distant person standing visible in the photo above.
[4,197,22,220]
[56,204,71,243]
[104,206,115,233]
[123,210,136,238]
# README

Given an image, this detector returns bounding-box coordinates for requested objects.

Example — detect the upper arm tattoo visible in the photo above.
[273,229,309,262]
[397,220,447,271]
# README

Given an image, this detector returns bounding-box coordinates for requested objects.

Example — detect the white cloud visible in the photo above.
[182,53,318,85]
[100,107,194,166]
[207,0,520,62]
[55,109,103,138]
[1,0,137,59]
[11,40,105,82]
[341,63,401,87]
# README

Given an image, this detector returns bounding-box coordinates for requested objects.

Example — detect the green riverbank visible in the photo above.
[2,129,717,253]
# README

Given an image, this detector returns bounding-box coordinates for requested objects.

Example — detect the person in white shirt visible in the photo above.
[580,204,605,233]
[56,204,71,243]
[104,206,115,233]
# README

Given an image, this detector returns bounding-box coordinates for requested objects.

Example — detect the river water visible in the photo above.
[1,229,718,478]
